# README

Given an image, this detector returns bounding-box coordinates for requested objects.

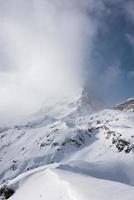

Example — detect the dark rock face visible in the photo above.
[0,185,15,199]
[113,137,133,153]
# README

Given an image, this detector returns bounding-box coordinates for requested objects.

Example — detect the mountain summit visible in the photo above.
[77,87,104,115]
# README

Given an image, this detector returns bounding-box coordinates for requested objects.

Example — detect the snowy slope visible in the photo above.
[8,164,134,200]
[114,98,134,112]
[0,96,134,199]
[0,91,103,184]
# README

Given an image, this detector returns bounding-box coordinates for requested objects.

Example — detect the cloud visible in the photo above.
[0,0,134,121]
[0,0,99,120]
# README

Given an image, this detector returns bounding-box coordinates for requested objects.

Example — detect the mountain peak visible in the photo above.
[77,87,105,115]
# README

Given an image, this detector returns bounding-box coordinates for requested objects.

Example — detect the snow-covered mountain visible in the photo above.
[114,98,134,112]
[0,94,134,200]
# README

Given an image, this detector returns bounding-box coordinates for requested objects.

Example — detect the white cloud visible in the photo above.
[0,0,98,119]
[1,0,131,120]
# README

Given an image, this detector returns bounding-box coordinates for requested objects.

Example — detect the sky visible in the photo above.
[0,0,134,120]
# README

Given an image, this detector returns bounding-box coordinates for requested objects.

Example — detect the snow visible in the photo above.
[9,164,134,200]
[1,96,134,199]
[114,98,134,112]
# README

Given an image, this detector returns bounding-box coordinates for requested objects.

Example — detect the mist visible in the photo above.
[0,0,97,120]
[0,0,134,121]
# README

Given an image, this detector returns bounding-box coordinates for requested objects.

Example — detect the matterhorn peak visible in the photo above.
[76,87,105,115]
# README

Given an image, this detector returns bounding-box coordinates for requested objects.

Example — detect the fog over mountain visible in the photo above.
[0,0,134,120]
[1,2,134,200]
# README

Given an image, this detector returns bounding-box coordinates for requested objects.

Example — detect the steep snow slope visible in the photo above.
[1,96,134,199]
[0,91,103,184]
[1,108,134,184]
